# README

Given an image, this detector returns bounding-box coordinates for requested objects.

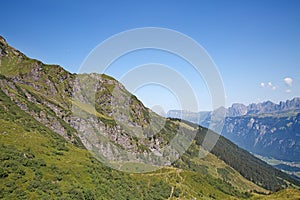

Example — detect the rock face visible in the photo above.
[168,99,300,162]
[0,36,7,57]
[228,103,248,116]
[0,36,181,166]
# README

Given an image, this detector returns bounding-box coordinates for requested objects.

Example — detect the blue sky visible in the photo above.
[1,0,300,111]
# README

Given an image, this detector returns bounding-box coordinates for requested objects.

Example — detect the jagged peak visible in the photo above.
[0,35,8,46]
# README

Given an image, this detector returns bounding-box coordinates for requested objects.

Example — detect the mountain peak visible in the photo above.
[0,35,9,57]
[0,35,7,46]
[0,36,69,81]
[228,103,247,116]
[0,35,25,61]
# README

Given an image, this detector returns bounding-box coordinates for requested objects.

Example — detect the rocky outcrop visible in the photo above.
[0,35,177,165]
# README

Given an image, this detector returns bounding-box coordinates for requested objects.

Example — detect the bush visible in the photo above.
[56,174,62,181]
[173,187,181,197]
[0,167,8,178]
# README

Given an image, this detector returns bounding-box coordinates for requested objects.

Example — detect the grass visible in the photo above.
[0,87,274,199]
[0,119,172,199]
[1,41,300,199]
[252,188,300,200]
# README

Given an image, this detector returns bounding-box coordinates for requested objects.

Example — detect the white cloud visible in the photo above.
[286,89,292,93]
[284,77,293,87]
[260,81,278,91]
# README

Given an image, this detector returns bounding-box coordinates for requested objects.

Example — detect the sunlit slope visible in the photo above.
[0,88,261,199]
[1,35,300,199]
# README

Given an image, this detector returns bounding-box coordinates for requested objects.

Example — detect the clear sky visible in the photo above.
[1,0,300,112]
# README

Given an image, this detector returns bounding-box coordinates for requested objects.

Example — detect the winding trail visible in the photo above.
[168,186,174,199]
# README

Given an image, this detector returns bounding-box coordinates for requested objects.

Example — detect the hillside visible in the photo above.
[0,35,300,199]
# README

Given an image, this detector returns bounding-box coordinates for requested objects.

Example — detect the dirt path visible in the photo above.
[168,186,174,199]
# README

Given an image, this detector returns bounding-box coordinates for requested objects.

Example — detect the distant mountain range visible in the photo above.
[169,98,300,119]
[167,98,300,163]
[227,98,300,117]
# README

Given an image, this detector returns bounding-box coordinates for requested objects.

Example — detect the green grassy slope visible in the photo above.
[1,80,299,199]
[1,35,300,199]
[0,88,260,199]
[252,188,300,200]
[170,119,300,191]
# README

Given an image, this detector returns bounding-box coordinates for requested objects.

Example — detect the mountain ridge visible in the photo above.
[1,35,300,199]
[167,99,300,163]
[168,97,300,119]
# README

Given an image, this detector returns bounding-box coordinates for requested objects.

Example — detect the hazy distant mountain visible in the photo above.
[167,98,300,162]
[169,98,300,119]
[231,98,300,116]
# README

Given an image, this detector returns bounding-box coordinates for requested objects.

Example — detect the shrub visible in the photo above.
[0,167,8,178]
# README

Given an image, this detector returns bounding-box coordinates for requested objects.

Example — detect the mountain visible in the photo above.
[168,98,300,120]
[232,98,300,116]
[0,35,299,199]
[168,100,300,168]
[219,110,300,161]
